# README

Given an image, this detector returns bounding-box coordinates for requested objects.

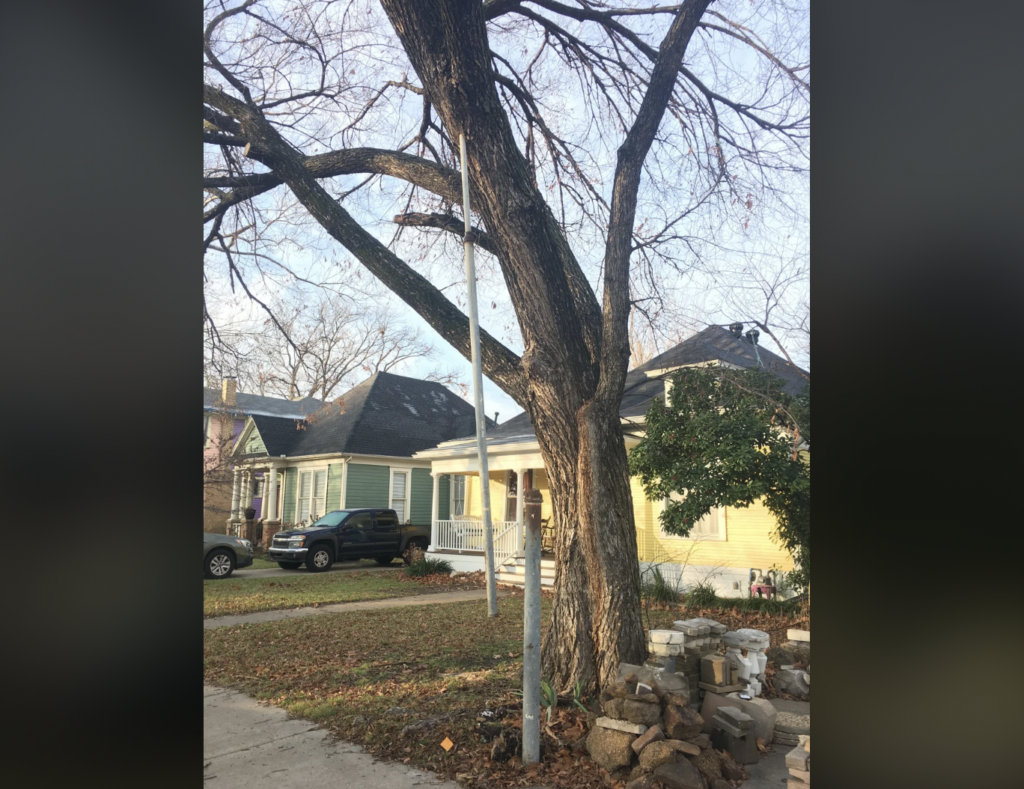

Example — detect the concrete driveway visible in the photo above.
[233,561,404,579]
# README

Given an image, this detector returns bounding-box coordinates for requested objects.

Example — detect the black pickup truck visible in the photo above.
[268,508,430,572]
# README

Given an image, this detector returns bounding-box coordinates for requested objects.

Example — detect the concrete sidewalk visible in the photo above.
[204,685,463,788]
[204,589,507,629]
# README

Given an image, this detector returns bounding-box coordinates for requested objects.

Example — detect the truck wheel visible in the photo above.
[205,549,235,579]
[402,540,428,565]
[277,561,302,570]
[305,544,334,572]
[374,555,397,565]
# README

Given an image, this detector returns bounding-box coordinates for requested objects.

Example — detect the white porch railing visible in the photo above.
[435,519,519,563]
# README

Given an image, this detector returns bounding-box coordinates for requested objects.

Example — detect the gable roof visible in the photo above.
[203,387,323,419]
[418,325,808,453]
[236,372,491,459]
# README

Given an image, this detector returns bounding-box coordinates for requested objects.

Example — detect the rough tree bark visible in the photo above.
[205,0,720,691]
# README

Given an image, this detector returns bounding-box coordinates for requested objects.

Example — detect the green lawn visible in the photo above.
[204,570,424,617]
[248,556,398,570]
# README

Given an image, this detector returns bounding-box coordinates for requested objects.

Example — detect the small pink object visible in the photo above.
[750,583,776,599]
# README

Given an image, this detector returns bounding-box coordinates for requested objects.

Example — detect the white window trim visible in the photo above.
[296,466,329,525]
[659,494,727,542]
[449,474,467,518]
[389,466,413,523]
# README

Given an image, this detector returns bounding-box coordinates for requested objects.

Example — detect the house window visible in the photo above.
[204,414,210,447]
[451,475,466,517]
[298,468,327,523]
[391,470,409,522]
[254,478,264,498]
[661,492,726,541]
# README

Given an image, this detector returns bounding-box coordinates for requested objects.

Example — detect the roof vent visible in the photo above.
[745,329,760,345]
[728,322,743,337]
[494,412,500,425]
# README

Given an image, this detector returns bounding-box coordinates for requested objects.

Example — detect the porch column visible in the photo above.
[265,465,280,522]
[516,467,526,558]
[242,470,254,511]
[230,468,242,520]
[430,472,440,552]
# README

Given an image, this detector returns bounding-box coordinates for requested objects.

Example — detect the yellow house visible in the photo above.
[413,324,808,597]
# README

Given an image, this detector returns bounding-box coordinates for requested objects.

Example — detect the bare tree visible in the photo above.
[203,0,809,691]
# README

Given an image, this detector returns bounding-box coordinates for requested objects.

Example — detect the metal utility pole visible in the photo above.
[521,488,543,764]
[459,133,498,618]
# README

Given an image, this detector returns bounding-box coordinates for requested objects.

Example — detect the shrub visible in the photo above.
[641,567,680,604]
[405,557,453,577]
[685,580,718,609]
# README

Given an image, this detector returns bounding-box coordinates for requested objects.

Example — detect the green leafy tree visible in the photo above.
[629,367,810,590]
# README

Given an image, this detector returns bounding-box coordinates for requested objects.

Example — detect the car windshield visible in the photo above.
[310,511,352,528]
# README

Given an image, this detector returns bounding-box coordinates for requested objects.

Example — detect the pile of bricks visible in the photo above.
[646,618,728,707]
[585,662,749,789]
[785,736,811,788]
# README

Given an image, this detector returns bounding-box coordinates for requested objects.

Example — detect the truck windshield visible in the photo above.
[310,511,351,528]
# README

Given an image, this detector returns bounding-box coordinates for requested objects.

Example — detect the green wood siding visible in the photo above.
[244,428,266,454]
[410,468,432,525]
[326,463,344,512]
[345,463,390,509]
[438,475,450,520]
[282,467,298,523]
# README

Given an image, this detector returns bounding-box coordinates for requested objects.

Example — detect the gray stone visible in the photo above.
[651,629,686,644]
[774,709,811,735]
[623,698,663,727]
[618,662,686,694]
[775,668,810,696]
[710,728,759,765]
[723,692,777,743]
[716,706,753,729]
[638,740,678,772]
[685,733,712,751]
[603,697,625,719]
[653,759,705,789]
[710,715,748,739]
[631,724,665,754]
[596,716,647,735]
[663,703,703,739]
[586,726,637,771]
[649,641,682,657]
[624,776,654,789]
[663,739,701,756]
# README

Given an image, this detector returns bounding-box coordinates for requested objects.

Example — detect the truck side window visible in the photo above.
[375,512,396,529]
[346,513,373,530]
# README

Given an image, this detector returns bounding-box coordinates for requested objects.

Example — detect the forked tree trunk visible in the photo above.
[536,396,647,691]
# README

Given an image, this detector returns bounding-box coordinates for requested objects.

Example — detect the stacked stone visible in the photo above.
[774,629,810,699]
[772,710,810,747]
[785,736,811,788]
[585,663,747,789]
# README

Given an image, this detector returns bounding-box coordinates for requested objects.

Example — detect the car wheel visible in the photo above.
[305,544,334,572]
[374,555,397,566]
[205,549,235,579]
[277,561,302,570]
[402,540,428,565]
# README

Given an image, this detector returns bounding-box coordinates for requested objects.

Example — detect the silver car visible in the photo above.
[204,532,254,579]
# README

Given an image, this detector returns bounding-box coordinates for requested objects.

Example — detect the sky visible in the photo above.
[204,0,809,425]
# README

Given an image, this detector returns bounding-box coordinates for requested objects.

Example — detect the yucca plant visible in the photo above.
[404,557,453,577]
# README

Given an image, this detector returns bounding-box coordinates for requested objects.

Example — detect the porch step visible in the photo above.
[496,557,556,588]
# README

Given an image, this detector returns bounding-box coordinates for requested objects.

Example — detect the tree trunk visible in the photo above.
[537,397,646,691]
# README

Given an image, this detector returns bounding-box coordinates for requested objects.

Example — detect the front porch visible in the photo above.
[427,465,554,579]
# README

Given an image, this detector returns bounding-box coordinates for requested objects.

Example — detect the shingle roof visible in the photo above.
[203,387,323,419]
[430,325,809,447]
[243,372,491,459]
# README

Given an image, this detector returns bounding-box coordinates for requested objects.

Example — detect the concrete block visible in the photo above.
[700,692,776,744]
[653,760,705,789]
[716,706,753,729]
[710,727,759,765]
[787,780,809,789]
[700,655,729,686]
[710,715,748,739]
[785,743,810,771]
[649,641,682,657]
[663,739,701,756]
[698,682,745,693]
[596,717,647,735]
[787,629,810,642]
[790,768,811,782]
[672,621,702,636]
[651,629,686,644]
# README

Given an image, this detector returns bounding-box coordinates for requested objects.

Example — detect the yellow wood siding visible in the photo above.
[632,475,792,570]
[464,470,554,523]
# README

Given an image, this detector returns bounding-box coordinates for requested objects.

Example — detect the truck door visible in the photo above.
[338,511,374,557]
[372,510,402,554]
